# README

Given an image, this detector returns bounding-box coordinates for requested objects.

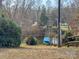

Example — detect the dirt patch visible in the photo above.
[0,46,79,59]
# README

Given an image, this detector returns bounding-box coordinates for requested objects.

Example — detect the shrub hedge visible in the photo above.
[0,17,21,47]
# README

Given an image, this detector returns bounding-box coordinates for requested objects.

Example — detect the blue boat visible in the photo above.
[43,36,51,45]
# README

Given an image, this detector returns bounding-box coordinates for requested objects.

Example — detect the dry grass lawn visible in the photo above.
[0,46,79,59]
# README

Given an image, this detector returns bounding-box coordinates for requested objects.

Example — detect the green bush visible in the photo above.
[0,17,21,48]
[76,37,79,41]
[26,36,37,45]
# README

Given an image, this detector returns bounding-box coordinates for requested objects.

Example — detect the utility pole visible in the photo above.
[58,0,61,47]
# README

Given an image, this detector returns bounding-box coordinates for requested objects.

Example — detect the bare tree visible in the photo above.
[0,0,3,8]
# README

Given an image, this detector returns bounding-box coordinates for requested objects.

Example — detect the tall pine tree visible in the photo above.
[40,5,48,26]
